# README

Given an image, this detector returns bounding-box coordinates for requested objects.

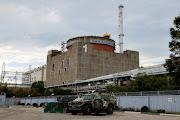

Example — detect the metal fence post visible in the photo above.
[147,96,150,110]
[119,96,120,108]
[113,76,116,86]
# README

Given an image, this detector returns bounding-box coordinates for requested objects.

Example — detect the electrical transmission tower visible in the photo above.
[0,63,24,86]
[0,62,5,83]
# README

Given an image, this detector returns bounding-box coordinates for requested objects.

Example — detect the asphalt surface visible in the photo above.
[0,107,180,120]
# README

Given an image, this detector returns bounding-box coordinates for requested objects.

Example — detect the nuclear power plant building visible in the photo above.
[46,36,139,88]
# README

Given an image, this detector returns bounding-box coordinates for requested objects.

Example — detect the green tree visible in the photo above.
[165,15,180,85]
[0,86,9,95]
[52,88,64,95]
[31,81,45,94]
[29,88,39,97]
[16,88,25,97]
[106,84,115,93]
[7,88,14,97]
[44,89,52,96]
[106,75,172,93]
[64,89,72,95]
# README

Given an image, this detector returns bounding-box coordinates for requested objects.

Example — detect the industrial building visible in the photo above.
[46,4,139,88]
[22,65,46,84]
[46,35,139,88]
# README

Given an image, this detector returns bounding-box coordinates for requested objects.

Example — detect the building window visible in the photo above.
[59,69,61,74]
[51,71,54,76]
[65,67,67,72]
[67,58,70,66]
[59,55,62,60]
[62,60,64,67]
[53,64,55,70]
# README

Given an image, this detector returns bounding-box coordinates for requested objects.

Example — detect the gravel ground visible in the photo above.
[0,107,180,120]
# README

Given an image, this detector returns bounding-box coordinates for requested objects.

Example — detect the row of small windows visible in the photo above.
[52,58,70,71]
[52,67,67,76]
[52,66,67,74]
[30,77,36,82]
[59,56,70,65]
[53,66,68,73]
[62,58,70,67]
[59,67,67,74]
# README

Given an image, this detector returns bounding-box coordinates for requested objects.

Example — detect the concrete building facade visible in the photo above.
[22,65,46,84]
[46,36,139,88]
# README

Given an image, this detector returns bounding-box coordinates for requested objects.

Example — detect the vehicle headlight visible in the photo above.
[68,102,71,106]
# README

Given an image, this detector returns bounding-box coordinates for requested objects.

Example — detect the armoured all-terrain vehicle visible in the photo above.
[68,92,116,115]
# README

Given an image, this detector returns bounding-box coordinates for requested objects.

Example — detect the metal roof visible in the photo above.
[67,36,115,42]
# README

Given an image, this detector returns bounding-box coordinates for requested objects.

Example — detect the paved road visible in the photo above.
[0,107,180,120]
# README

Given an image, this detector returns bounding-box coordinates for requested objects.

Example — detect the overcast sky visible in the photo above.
[0,0,180,79]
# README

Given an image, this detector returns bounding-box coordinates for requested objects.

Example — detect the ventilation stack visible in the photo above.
[118,4,124,53]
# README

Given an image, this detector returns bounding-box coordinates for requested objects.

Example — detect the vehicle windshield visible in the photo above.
[102,95,109,100]
[81,95,86,99]
[87,95,94,99]
[95,96,101,99]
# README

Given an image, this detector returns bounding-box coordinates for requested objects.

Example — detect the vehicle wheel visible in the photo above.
[72,111,78,115]
[83,105,92,115]
[106,104,114,114]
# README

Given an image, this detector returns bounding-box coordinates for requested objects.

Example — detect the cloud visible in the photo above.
[0,44,59,71]
[0,3,62,25]
[0,0,180,84]
[140,56,169,67]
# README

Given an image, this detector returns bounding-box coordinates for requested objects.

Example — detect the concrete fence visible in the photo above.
[1,92,180,113]
[20,95,77,106]
[20,97,57,106]
[116,95,180,113]
[0,92,6,105]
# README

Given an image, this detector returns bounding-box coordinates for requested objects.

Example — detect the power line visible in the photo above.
[0,63,24,87]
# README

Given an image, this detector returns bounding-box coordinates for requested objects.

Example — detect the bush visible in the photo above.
[40,103,43,107]
[21,103,25,105]
[27,103,31,105]
[157,109,165,113]
[18,102,22,105]
[32,103,38,107]
[127,107,135,111]
[141,106,149,112]
[14,101,19,105]
[118,107,135,111]
[135,108,141,112]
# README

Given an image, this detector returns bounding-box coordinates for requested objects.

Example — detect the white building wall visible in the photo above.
[31,69,41,82]
[22,65,46,84]
[43,68,46,82]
